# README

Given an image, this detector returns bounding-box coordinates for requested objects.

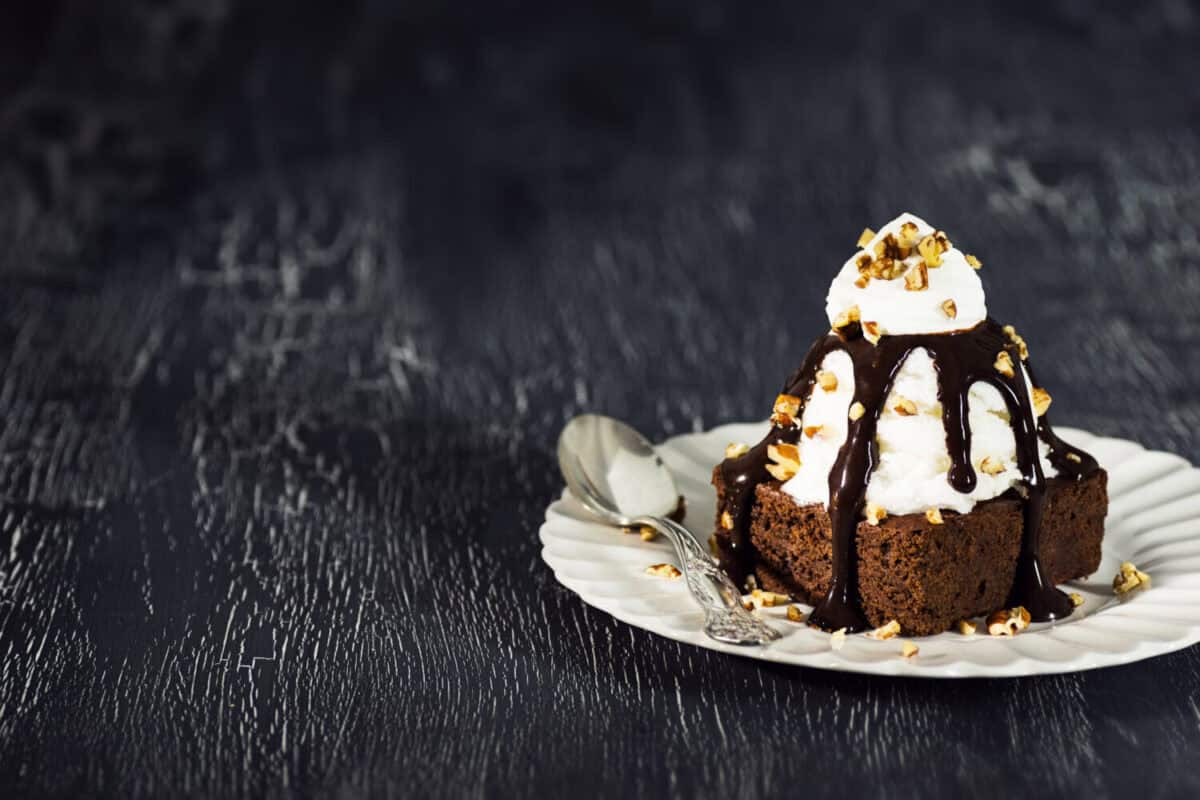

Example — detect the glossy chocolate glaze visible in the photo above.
[717,318,1099,632]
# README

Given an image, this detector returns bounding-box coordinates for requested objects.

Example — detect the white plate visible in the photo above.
[539,422,1200,677]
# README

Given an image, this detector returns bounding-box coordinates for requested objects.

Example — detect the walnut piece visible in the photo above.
[986,606,1031,636]
[748,589,791,608]
[854,274,870,289]
[941,299,957,319]
[897,221,921,248]
[994,350,1015,378]
[904,262,929,291]
[865,502,887,526]
[1066,452,1082,464]
[725,442,750,459]
[832,304,861,330]
[1069,592,1085,607]
[1002,324,1030,360]
[817,370,839,392]
[848,401,866,421]
[965,254,982,270]
[917,234,944,267]
[720,511,734,531]
[925,508,945,525]
[955,619,978,636]
[862,320,883,344]
[1113,561,1151,595]
[646,563,682,580]
[869,619,902,640]
[979,456,1006,476]
[804,425,823,439]
[900,641,919,659]
[874,233,909,261]
[640,527,658,542]
[771,393,802,428]
[1031,387,1052,417]
[765,442,802,481]
[830,628,847,651]
[893,397,918,416]
[786,605,806,623]
[857,228,876,248]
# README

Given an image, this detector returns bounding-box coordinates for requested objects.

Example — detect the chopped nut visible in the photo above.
[640,527,658,542]
[986,606,1031,636]
[925,508,945,525]
[854,274,870,289]
[1002,325,1030,360]
[900,641,920,659]
[725,442,750,459]
[830,628,847,651]
[897,221,921,248]
[868,257,907,280]
[994,350,1015,378]
[964,254,982,270]
[904,262,929,292]
[869,619,902,640]
[941,299,957,319]
[786,605,806,623]
[1031,387,1052,417]
[857,228,876,248]
[933,231,951,252]
[720,511,734,531]
[804,425,823,438]
[832,304,861,330]
[1113,561,1151,595]
[646,563,682,580]
[1069,592,1085,607]
[744,573,758,592]
[855,253,873,272]
[979,456,1006,476]
[917,234,944,267]
[874,233,906,261]
[765,442,802,481]
[1065,452,1082,464]
[817,370,839,392]
[955,619,978,636]
[893,397,918,416]
[749,589,791,608]
[771,393,802,428]
[862,321,883,344]
[848,401,866,421]
[865,502,887,526]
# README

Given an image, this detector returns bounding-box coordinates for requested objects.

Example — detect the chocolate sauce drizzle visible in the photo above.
[717,318,1099,632]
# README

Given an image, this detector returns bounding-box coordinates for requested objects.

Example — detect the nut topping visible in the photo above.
[917,234,944,268]
[817,370,839,392]
[725,442,750,459]
[848,401,866,421]
[1113,561,1151,595]
[955,619,978,636]
[925,508,945,525]
[830,627,847,650]
[786,605,806,623]
[986,606,1031,636]
[903,262,929,292]
[857,228,876,248]
[893,397,918,416]
[765,443,802,481]
[862,321,883,344]
[979,456,1005,476]
[720,511,734,531]
[832,304,861,330]
[1065,452,1082,463]
[964,254,982,270]
[1002,324,1029,360]
[941,299,957,319]
[897,221,921,248]
[804,425,823,438]
[900,641,919,659]
[869,619,902,640]
[865,502,887,526]
[1031,387,1052,417]
[748,589,791,608]
[1069,592,1085,607]
[771,393,802,428]
[854,274,870,289]
[994,350,1016,378]
[646,563,682,580]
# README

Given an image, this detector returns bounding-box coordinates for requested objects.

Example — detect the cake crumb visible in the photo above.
[965,254,982,270]
[900,641,919,659]
[1113,561,1151,595]
[817,370,838,392]
[925,508,945,525]
[857,228,876,248]
[830,628,847,651]
[725,442,750,459]
[955,619,977,636]
[869,619,902,640]
[646,563,681,580]
[786,605,806,623]
[987,606,1031,636]
[1069,592,1085,607]
[865,502,887,526]
[993,350,1016,378]
[849,401,866,421]
[941,299,957,319]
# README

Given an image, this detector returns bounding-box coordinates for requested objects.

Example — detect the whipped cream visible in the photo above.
[784,213,1054,516]
[825,212,986,336]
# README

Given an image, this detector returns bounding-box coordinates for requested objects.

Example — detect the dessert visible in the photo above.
[712,213,1105,635]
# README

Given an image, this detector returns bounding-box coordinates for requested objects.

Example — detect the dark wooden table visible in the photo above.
[3,2,1199,797]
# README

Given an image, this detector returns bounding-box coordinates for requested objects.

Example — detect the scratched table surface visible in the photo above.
[2,1,1200,798]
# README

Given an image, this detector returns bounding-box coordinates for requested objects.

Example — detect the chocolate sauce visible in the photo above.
[717,318,1099,632]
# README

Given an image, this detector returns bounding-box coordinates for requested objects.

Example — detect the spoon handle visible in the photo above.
[636,516,781,645]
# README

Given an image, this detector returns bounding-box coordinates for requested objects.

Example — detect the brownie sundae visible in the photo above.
[712,213,1106,635]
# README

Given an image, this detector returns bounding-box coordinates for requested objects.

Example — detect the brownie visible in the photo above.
[713,468,1107,635]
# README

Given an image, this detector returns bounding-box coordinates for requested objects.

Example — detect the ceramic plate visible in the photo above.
[539,422,1200,677]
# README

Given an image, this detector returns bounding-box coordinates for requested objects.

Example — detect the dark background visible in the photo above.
[2,1,1200,797]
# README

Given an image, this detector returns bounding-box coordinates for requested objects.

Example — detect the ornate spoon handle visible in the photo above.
[636,516,780,645]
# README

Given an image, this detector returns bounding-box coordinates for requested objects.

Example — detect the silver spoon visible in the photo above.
[556,414,780,646]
